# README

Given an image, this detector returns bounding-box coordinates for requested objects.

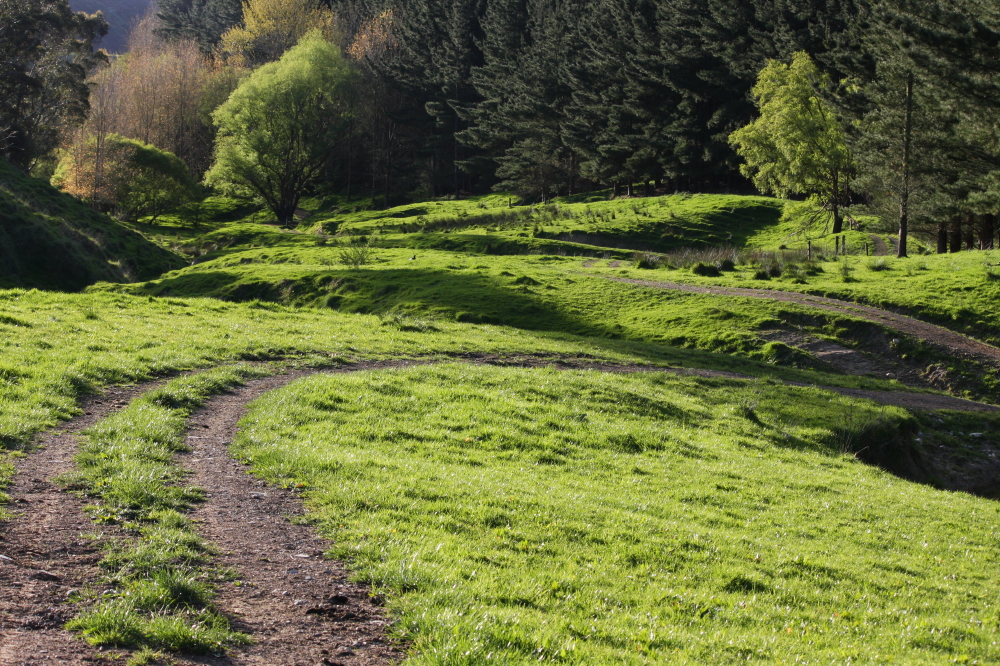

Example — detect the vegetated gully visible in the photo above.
[1,356,998,665]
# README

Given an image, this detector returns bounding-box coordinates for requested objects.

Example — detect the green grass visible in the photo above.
[0,158,183,290]
[233,363,1000,664]
[95,239,1000,400]
[603,249,1000,348]
[6,286,911,512]
[65,365,265,652]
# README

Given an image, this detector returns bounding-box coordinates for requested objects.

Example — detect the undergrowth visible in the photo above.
[64,365,266,653]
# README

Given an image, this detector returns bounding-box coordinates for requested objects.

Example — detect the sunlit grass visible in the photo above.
[234,363,1000,665]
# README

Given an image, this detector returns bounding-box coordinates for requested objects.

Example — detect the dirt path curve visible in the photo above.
[0,383,164,666]
[607,276,1000,364]
[1,356,996,665]
[870,234,889,256]
[178,371,402,666]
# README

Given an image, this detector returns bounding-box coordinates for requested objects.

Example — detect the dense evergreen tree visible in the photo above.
[155,0,242,50]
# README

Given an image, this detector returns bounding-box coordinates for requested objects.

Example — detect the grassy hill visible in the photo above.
[5,188,1000,664]
[90,192,1000,400]
[0,158,183,291]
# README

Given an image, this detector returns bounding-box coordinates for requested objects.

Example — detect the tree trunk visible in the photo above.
[937,221,948,253]
[613,182,620,198]
[453,105,460,200]
[979,214,995,249]
[964,213,975,249]
[898,71,913,259]
[832,205,843,235]
[345,119,353,202]
[831,169,843,234]
[950,217,962,252]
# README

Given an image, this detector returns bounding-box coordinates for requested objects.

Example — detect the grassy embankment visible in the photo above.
[0,159,183,290]
[233,363,1000,664]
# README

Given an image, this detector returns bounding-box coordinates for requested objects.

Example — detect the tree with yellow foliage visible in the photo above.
[220,0,338,67]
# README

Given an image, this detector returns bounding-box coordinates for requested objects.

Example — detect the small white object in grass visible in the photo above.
[970,433,983,438]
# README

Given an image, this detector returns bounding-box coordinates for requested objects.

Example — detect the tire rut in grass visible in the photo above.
[608,276,1000,364]
[869,234,890,256]
[0,383,162,666]
[179,372,402,666]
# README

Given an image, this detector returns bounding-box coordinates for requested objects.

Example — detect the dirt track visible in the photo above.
[0,384,162,666]
[179,372,401,666]
[2,354,999,664]
[607,276,1000,365]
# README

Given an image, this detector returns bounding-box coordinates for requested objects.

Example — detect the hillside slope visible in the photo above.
[0,159,183,291]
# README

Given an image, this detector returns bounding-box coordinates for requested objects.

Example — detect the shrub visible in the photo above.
[635,254,661,269]
[338,243,373,267]
[52,134,196,222]
[718,258,736,271]
[866,258,892,272]
[691,262,721,277]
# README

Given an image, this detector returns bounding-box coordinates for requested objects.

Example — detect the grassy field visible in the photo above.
[233,363,1000,664]
[5,185,1000,664]
[3,286,924,512]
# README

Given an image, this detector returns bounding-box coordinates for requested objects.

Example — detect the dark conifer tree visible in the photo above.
[155,0,242,51]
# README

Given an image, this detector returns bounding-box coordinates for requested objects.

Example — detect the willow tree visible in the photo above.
[205,31,355,226]
[730,52,853,234]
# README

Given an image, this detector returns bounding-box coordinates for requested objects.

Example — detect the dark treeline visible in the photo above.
[324,0,868,202]
[7,0,1000,253]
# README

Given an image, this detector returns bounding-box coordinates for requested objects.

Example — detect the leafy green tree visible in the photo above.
[730,52,853,233]
[205,31,355,226]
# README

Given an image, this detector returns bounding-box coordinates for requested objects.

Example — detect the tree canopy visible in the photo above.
[730,52,853,233]
[204,31,355,225]
[0,0,107,170]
